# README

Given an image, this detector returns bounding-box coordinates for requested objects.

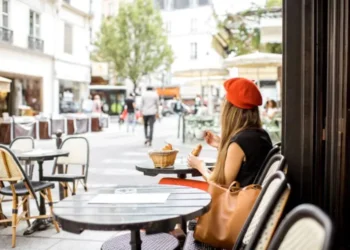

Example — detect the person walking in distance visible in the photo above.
[125,93,136,133]
[141,86,159,146]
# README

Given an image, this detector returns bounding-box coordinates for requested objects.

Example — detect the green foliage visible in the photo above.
[94,0,174,91]
[212,4,282,56]
[266,0,282,8]
[265,43,282,53]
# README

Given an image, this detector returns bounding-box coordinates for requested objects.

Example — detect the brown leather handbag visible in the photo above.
[194,181,261,249]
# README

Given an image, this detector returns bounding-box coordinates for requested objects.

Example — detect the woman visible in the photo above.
[160,78,272,190]
[92,95,102,113]
[263,99,278,119]
[187,78,273,187]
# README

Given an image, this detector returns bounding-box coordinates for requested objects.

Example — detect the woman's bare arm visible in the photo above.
[223,143,245,185]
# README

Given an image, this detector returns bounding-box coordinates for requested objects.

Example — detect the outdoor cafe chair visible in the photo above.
[43,137,89,197]
[10,136,35,179]
[256,154,286,187]
[268,204,334,250]
[0,145,59,248]
[183,171,290,250]
[252,142,281,184]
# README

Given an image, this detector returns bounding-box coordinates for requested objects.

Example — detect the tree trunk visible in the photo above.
[133,81,138,95]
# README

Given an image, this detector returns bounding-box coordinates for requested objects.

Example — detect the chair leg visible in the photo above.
[29,164,34,180]
[11,196,18,248]
[63,183,68,198]
[52,165,57,175]
[72,181,76,196]
[25,164,29,176]
[83,180,88,192]
[23,196,31,227]
[0,202,8,228]
[46,188,60,233]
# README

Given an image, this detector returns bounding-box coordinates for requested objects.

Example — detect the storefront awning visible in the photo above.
[0,76,11,92]
[156,87,180,98]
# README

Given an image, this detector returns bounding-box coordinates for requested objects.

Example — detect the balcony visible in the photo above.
[28,36,44,52]
[0,27,13,43]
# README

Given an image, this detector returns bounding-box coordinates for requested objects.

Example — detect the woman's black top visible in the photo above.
[229,128,272,187]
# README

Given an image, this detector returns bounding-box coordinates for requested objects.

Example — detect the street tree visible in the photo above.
[94,0,174,93]
[266,0,282,8]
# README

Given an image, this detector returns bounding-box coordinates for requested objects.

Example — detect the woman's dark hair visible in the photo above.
[269,100,277,108]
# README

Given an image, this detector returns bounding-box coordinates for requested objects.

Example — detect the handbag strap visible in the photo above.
[228,181,241,192]
[242,184,261,190]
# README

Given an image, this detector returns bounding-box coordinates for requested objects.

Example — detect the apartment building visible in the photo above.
[0,0,92,115]
[156,0,227,100]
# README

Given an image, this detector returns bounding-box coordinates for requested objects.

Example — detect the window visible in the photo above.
[154,0,165,9]
[198,0,209,6]
[190,42,197,60]
[1,0,9,28]
[64,23,73,54]
[190,18,197,32]
[173,0,190,9]
[29,10,40,37]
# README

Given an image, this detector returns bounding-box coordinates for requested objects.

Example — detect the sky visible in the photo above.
[213,0,267,15]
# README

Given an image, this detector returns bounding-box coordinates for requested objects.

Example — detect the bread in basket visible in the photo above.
[149,143,179,168]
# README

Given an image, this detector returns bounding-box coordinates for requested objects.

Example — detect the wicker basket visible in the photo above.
[149,149,179,168]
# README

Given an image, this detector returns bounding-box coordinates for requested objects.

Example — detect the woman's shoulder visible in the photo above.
[230,128,271,147]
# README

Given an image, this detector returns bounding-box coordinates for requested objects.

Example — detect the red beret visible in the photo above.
[224,78,262,109]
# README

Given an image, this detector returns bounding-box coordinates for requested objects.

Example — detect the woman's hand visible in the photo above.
[204,131,221,149]
[188,154,210,181]
[187,154,204,170]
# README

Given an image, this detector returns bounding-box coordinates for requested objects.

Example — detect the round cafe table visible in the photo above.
[136,157,216,179]
[54,185,211,250]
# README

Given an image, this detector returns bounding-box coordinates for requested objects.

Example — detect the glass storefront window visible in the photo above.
[59,80,81,113]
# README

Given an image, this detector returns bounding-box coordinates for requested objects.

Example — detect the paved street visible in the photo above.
[0,116,217,250]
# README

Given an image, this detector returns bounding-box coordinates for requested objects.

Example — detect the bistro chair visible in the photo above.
[267,204,333,250]
[9,136,35,180]
[256,154,286,187]
[183,171,290,250]
[42,137,89,198]
[0,145,59,248]
[253,143,281,184]
[233,171,290,250]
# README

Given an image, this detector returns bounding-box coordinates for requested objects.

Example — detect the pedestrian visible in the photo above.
[82,95,93,114]
[141,86,159,146]
[125,93,136,133]
[173,96,184,114]
[92,95,102,113]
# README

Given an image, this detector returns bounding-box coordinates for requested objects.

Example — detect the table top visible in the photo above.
[14,149,69,161]
[53,185,211,234]
[136,157,215,176]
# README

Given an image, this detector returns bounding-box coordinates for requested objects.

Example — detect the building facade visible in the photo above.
[0,0,92,116]
[157,0,226,100]
[54,0,91,114]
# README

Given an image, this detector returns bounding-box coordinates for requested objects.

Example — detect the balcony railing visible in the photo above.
[28,36,44,52]
[0,27,13,43]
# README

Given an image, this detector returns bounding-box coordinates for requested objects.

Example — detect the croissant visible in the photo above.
[162,143,173,151]
[191,144,202,156]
